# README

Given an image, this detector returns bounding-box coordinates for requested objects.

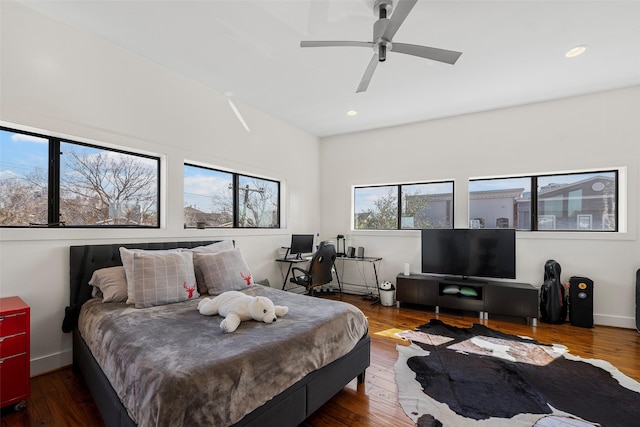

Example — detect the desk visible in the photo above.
[334,256,383,306]
[275,258,308,290]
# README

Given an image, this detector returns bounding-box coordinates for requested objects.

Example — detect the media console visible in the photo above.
[396,273,539,326]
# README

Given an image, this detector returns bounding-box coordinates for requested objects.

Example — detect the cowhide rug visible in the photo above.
[394,319,640,427]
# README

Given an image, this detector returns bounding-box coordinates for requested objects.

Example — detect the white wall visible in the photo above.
[320,87,640,329]
[2,1,639,378]
[0,2,320,375]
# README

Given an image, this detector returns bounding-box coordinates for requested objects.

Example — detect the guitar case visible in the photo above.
[636,269,640,332]
[540,260,566,324]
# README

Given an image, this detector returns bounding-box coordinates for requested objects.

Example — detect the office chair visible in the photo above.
[289,241,338,296]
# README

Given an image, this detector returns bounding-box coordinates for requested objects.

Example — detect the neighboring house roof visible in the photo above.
[538,175,614,197]
[469,188,525,200]
[184,206,232,227]
[517,175,615,203]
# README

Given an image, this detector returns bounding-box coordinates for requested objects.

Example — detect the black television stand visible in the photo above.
[443,276,488,284]
[396,273,539,325]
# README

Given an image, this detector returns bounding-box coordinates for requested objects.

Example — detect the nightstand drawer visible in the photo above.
[0,353,28,405]
[0,312,27,337]
[0,297,30,409]
[0,333,26,358]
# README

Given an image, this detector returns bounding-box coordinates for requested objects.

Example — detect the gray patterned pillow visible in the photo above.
[184,240,235,294]
[121,247,176,304]
[130,250,198,308]
[120,247,200,308]
[194,249,254,295]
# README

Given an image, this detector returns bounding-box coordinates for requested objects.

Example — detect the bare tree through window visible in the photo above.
[184,164,279,228]
[60,143,158,226]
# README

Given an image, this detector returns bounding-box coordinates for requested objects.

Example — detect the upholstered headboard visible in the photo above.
[63,240,220,332]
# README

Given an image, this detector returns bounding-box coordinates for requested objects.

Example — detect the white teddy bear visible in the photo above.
[197,291,289,333]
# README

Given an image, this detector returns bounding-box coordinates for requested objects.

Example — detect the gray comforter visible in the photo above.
[78,285,368,426]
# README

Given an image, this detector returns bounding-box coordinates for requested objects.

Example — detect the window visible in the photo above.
[0,126,160,227]
[354,185,397,230]
[184,166,233,227]
[469,177,530,230]
[184,164,280,228]
[236,175,279,228]
[536,172,617,231]
[354,181,453,230]
[470,170,618,231]
[0,130,48,226]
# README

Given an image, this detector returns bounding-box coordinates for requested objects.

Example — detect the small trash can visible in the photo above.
[379,281,395,307]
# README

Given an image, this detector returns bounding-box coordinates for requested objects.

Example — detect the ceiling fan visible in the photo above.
[300,0,462,93]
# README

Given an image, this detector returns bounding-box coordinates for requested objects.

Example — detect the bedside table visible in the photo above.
[0,296,30,411]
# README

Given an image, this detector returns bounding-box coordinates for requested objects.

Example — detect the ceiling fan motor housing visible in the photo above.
[374,0,393,17]
[373,0,394,61]
[373,20,392,61]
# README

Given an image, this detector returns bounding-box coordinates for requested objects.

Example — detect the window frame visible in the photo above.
[469,170,619,232]
[353,180,454,230]
[184,162,281,229]
[0,125,161,228]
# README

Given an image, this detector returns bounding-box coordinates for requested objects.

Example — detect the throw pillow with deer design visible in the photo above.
[194,249,255,295]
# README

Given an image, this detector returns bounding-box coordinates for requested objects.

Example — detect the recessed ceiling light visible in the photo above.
[347,110,358,116]
[565,45,587,58]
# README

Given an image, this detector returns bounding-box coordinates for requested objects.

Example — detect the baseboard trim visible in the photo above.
[31,348,72,377]
[593,313,636,329]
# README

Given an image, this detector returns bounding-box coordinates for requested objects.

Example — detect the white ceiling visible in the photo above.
[20,0,640,138]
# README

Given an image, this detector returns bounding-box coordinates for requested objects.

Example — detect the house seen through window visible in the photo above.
[470,171,617,231]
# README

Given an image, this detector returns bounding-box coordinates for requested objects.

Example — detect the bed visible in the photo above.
[63,240,370,427]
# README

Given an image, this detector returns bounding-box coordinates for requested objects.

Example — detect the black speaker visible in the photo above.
[347,246,355,258]
[357,246,365,258]
[569,276,594,328]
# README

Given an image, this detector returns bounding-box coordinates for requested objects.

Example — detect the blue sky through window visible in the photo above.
[0,129,48,181]
[183,165,232,212]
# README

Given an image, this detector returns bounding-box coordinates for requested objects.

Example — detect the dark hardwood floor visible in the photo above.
[2,293,639,427]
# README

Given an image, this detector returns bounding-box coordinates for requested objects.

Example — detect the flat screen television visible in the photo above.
[288,234,315,259]
[421,228,516,280]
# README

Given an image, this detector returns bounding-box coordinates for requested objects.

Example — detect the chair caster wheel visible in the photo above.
[14,400,28,411]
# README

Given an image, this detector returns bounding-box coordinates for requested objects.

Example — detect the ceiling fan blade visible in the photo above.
[300,40,373,48]
[356,54,379,93]
[392,42,462,65]
[382,0,418,41]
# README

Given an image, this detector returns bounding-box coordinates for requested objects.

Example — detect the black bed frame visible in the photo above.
[65,241,370,427]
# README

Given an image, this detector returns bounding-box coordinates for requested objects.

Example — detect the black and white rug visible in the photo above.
[394,319,640,427]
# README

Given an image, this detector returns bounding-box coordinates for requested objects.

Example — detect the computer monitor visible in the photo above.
[289,234,314,259]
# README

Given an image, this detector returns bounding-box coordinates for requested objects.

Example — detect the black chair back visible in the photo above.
[307,241,336,287]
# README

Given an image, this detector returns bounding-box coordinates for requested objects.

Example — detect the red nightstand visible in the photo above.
[0,296,30,411]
